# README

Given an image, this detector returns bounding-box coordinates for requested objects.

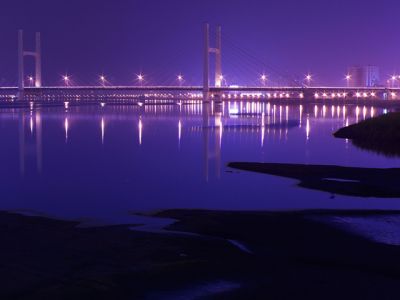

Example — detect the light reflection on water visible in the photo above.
[1,101,400,223]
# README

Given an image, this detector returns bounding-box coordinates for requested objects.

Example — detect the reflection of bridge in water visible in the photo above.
[14,102,392,180]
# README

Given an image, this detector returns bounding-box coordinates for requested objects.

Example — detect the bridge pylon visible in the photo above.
[18,30,42,99]
[203,23,222,96]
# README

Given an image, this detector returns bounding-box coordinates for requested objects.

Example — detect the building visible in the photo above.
[348,65,380,87]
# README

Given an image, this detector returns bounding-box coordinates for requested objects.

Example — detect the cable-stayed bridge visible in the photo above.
[1,25,399,104]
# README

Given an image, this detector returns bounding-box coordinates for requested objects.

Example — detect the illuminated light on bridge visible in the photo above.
[64,102,69,109]
[29,101,34,111]
[136,74,145,86]
[345,74,351,87]
[356,92,361,98]
[99,75,106,86]
[100,102,106,107]
[228,103,239,115]
[371,92,376,97]
[28,76,34,87]
[260,74,267,86]
[177,74,184,86]
[63,75,70,86]
[305,74,312,86]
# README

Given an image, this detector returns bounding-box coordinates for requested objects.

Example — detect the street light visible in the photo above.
[391,75,397,88]
[137,74,144,86]
[63,75,70,86]
[345,74,351,87]
[219,74,226,86]
[177,74,184,86]
[260,74,267,86]
[305,74,312,86]
[28,76,34,87]
[99,75,106,86]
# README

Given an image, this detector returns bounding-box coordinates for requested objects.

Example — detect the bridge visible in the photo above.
[1,25,399,104]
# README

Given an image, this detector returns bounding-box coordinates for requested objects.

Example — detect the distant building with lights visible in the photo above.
[348,65,380,87]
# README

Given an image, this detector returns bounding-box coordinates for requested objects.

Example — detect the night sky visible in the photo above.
[0,0,399,86]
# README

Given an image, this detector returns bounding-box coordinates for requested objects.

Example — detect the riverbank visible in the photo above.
[2,210,400,299]
[334,112,400,156]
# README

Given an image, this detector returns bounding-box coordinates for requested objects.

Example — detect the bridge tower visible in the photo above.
[18,30,42,98]
[203,24,222,95]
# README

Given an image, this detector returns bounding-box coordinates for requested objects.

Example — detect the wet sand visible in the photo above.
[2,210,400,299]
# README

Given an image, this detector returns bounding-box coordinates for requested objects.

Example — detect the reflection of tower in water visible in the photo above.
[202,101,222,181]
[19,111,43,177]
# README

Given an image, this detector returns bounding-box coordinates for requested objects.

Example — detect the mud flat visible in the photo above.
[2,209,400,299]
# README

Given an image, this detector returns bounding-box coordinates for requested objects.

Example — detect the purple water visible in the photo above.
[1,101,400,225]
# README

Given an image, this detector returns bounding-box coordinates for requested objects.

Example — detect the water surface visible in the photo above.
[1,101,400,224]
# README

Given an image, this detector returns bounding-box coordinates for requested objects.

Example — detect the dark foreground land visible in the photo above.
[228,162,400,197]
[2,210,400,299]
[334,112,400,156]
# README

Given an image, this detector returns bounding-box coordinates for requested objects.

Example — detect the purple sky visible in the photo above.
[0,0,399,86]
